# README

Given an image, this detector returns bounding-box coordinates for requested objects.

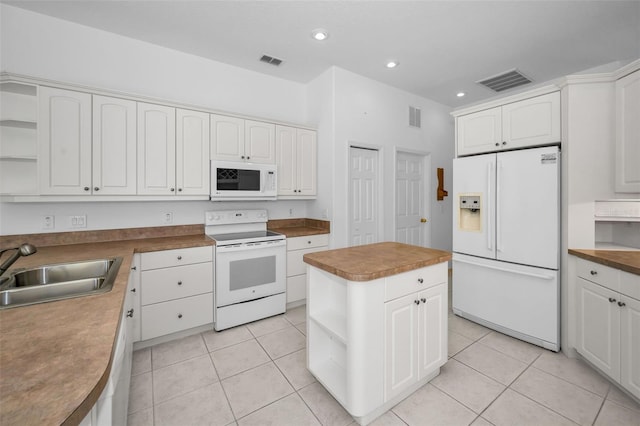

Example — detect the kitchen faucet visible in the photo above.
[0,243,38,277]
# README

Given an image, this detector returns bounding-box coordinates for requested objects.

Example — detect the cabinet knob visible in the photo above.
[414,300,420,305]
[178,188,183,192]
[421,298,426,303]
[177,256,182,260]
[178,313,183,319]
[247,156,250,160]
[308,241,312,244]
[131,266,137,271]
[609,297,616,303]
[127,309,134,318]
[495,142,499,147]
[177,281,183,286]
[590,270,598,275]
[418,278,424,283]
[241,155,245,159]
[502,141,507,145]
[131,288,136,293]
[170,188,175,192]
[618,301,626,307]
[84,187,90,191]
[94,187,100,191]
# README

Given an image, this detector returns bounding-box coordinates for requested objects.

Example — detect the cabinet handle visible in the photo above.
[94,187,100,191]
[495,142,499,147]
[414,300,420,305]
[308,241,312,244]
[177,256,182,260]
[178,313,183,319]
[618,301,626,307]
[178,188,183,192]
[177,281,183,286]
[84,187,90,191]
[241,155,245,159]
[502,141,507,145]
[590,270,598,275]
[131,288,136,293]
[131,266,137,271]
[418,278,424,283]
[247,156,250,160]
[170,188,175,192]
[609,297,616,303]
[421,298,426,303]
[127,309,134,318]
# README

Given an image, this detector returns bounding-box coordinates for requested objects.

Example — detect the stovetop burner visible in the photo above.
[208,230,284,243]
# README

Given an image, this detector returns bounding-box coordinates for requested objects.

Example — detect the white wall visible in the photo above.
[0,4,311,235]
[308,67,454,251]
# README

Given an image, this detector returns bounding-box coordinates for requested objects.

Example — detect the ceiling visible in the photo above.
[4,1,640,106]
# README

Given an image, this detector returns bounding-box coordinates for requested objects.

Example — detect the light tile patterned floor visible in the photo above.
[128,295,640,426]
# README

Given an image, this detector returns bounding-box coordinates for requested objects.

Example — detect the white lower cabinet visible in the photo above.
[307,261,448,424]
[286,234,329,304]
[139,246,213,341]
[575,257,640,400]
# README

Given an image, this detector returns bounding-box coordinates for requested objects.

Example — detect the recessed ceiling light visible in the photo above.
[386,61,399,69]
[312,29,328,41]
[457,92,466,97]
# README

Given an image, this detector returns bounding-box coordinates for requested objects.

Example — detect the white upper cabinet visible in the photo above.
[176,109,210,195]
[615,69,640,193]
[210,115,275,164]
[39,87,92,194]
[276,125,317,197]
[137,102,176,195]
[456,91,561,156]
[92,95,137,195]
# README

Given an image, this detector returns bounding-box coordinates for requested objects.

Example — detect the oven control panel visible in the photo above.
[205,209,268,226]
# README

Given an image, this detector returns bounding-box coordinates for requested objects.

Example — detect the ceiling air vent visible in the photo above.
[477,69,532,92]
[259,54,283,66]
[409,106,421,128]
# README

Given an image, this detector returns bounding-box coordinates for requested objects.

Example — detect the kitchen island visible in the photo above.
[303,242,451,425]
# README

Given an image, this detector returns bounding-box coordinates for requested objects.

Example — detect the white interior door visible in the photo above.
[349,146,379,246]
[396,152,430,247]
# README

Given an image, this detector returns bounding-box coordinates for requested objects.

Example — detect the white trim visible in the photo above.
[451,85,560,117]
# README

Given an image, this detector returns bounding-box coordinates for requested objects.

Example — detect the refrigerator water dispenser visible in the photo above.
[458,194,481,232]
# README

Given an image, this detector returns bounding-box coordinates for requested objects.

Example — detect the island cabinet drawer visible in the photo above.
[140,246,213,270]
[385,262,447,302]
[287,234,329,251]
[576,258,619,292]
[141,293,213,340]
[140,262,213,305]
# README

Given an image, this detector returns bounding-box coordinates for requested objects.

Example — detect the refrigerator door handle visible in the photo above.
[496,159,503,253]
[487,162,492,251]
[454,258,555,280]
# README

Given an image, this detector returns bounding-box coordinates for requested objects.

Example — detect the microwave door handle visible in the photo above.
[261,171,266,193]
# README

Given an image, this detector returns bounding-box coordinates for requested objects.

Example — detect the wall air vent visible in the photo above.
[259,54,283,66]
[477,69,532,92]
[409,106,421,128]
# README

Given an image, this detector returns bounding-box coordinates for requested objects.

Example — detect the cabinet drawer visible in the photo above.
[141,293,213,340]
[620,270,640,300]
[287,274,306,303]
[576,258,619,292]
[385,263,447,302]
[140,246,213,270]
[287,234,329,251]
[288,246,327,276]
[141,262,213,305]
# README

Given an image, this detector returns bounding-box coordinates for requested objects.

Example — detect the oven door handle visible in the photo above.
[216,240,286,252]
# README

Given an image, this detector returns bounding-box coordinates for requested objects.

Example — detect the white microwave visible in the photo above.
[210,160,277,200]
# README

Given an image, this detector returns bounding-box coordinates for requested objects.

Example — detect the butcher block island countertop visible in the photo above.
[303,242,451,425]
[303,242,452,281]
[0,231,213,426]
[568,248,640,276]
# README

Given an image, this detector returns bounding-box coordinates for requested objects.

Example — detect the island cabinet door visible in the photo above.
[384,293,419,401]
[418,284,447,378]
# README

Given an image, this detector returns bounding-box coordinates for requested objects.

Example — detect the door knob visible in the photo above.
[420,218,428,223]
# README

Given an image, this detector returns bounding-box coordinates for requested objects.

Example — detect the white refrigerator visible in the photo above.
[452,145,560,351]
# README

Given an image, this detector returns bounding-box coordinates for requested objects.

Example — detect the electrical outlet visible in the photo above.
[42,215,55,230]
[69,215,87,228]
[163,212,173,224]
[289,208,294,217]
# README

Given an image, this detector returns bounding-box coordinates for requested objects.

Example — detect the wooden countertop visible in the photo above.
[569,249,640,276]
[268,218,330,238]
[303,242,452,281]
[0,234,214,426]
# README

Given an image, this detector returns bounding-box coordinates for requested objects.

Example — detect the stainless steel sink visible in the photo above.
[0,257,123,309]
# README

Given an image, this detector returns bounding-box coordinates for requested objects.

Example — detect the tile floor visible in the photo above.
[128,295,640,426]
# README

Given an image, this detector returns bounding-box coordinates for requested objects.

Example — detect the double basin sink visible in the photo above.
[0,257,123,309]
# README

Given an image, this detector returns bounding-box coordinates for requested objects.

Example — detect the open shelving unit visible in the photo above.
[0,81,38,194]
